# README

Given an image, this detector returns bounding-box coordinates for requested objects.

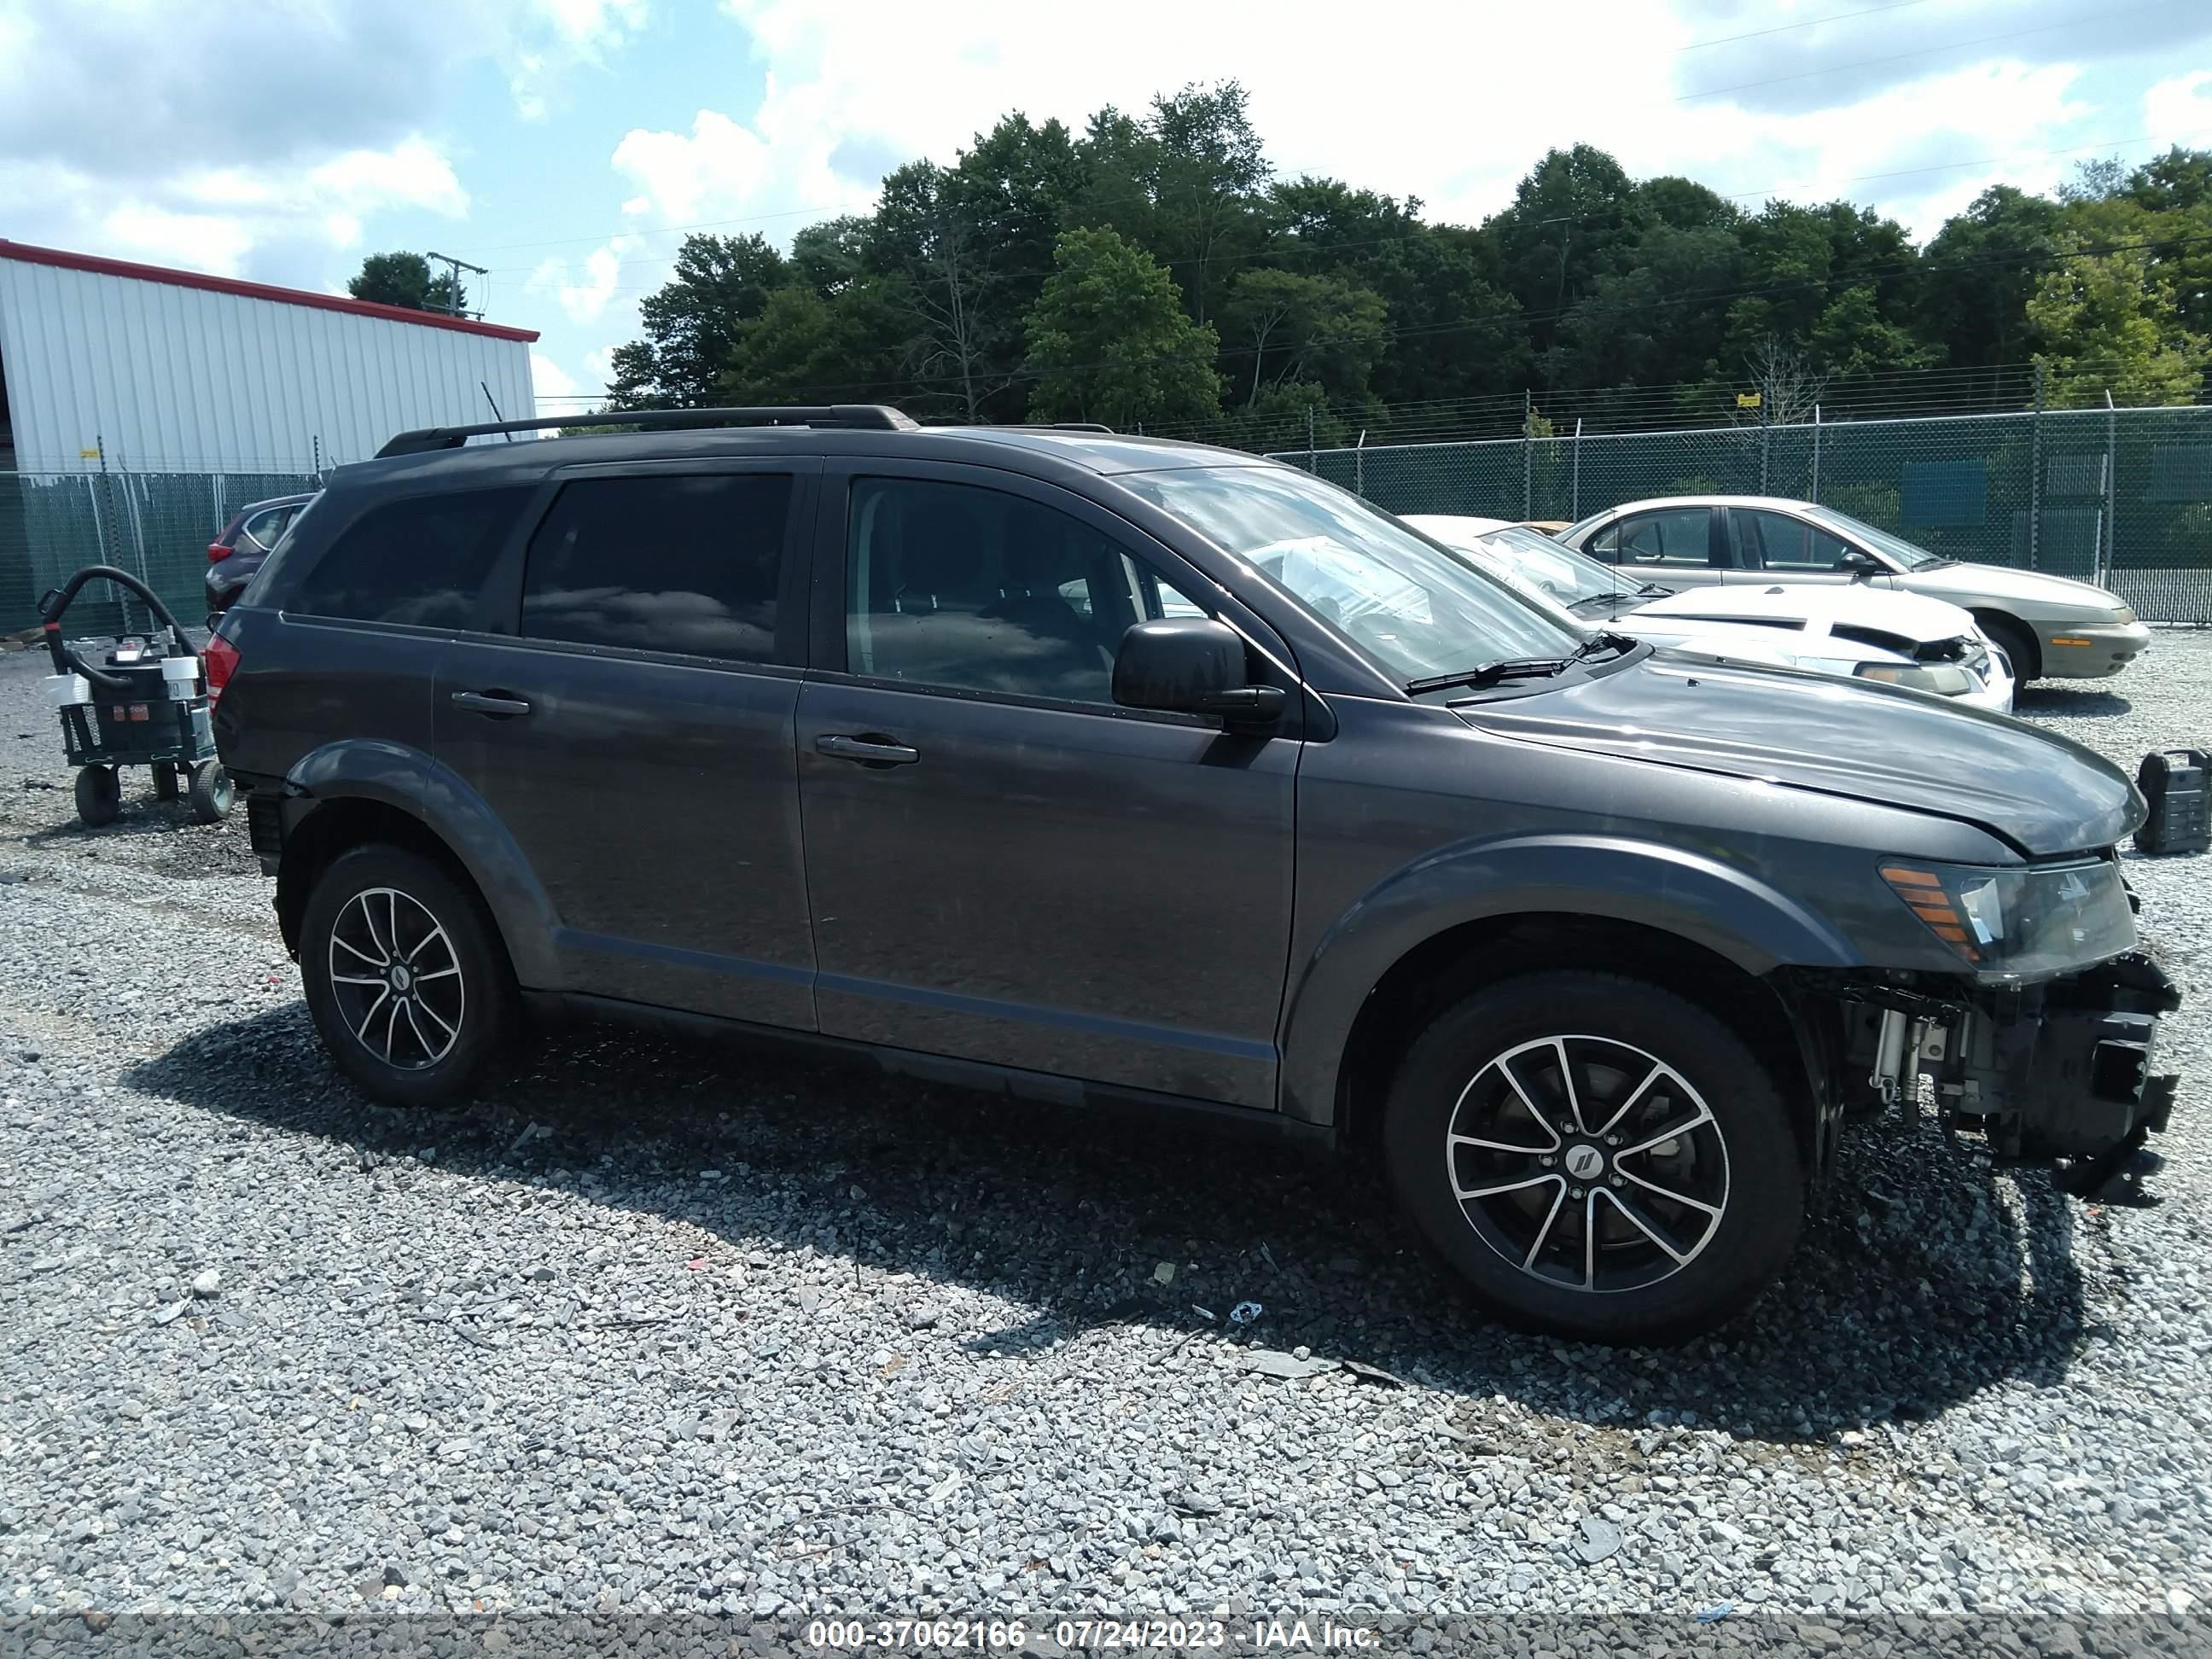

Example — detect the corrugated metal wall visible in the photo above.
[0,257,536,474]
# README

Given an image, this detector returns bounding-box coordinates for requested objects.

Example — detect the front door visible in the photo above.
[795,464,1301,1109]
[433,461,820,1027]
[1717,505,1901,590]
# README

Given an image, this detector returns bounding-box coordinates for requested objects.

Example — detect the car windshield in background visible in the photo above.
[1473,527,1634,609]
[1802,505,1950,570]
[1120,466,1581,684]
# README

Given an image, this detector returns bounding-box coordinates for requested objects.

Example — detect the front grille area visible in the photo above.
[246,794,285,858]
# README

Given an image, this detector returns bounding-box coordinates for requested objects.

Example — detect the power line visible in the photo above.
[1680,0,1935,51]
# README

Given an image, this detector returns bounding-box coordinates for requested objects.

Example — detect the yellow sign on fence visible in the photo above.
[1736,392,1762,410]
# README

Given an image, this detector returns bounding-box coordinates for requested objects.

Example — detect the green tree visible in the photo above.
[1025,226,1221,428]
[606,234,791,406]
[2028,236,2211,406]
[1220,268,1388,406]
[1916,185,2062,377]
[346,252,465,314]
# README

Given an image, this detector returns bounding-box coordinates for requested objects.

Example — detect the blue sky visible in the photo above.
[4,0,2210,417]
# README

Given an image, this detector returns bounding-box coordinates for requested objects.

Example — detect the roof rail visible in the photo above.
[375,405,919,458]
[943,421,1117,434]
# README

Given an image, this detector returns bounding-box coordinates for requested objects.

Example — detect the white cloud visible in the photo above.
[2144,69,2212,137]
[611,111,776,224]
[524,234,637,323]
[309,137,469,218]
[531,351,580,401]
[583,346,618,387]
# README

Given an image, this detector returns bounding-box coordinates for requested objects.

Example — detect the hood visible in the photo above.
[1632,582,1976,641]
[1903,562,2128,617]
[1457,654,2140,856]
[1616,620,1845,667]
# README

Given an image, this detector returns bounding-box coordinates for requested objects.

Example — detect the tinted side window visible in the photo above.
[293,488,530,626]
[241,506,291,550]
[1734,508,1855,571]
[845,478,1194,704]
[520,474,793,663]
[1610,509,1712,567]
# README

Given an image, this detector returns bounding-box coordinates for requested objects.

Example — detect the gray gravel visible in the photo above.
[1,632,2209,1627]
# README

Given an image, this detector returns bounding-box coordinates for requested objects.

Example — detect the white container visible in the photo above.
[44,673,90,707]
[160,655,201,699]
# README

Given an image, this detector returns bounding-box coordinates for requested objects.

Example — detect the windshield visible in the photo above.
[1119,465,1582,683]
[1470,527,1638,608]
[1802,504,1947,570]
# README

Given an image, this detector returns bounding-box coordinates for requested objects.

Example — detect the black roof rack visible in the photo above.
[375,405,919,458]
[940,421,1116,434]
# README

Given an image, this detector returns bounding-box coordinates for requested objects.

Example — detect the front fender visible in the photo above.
[1277,832,1863,1126]
[283,739,562,989]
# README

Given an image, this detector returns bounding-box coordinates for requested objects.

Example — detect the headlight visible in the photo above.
[1880,859,2134,975]
[1855,661,1975,696]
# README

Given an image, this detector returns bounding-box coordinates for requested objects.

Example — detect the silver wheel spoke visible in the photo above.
[1453,1172,1557,1203]
[351,987,389,1043]
[387,892,402,963]
[1552,1038,1586,1134]
[331,972,388,988]
[1597,1187,1697,1264]
[1451,1131,1555,1155]
[1615,1104,1715,1160]
[1591,1060,1668,1139]
[1522,1180,1568,1271]
[1615,1164,1723,1218]
[1482,1056,1563,1150]
[381,997,401,1062]
[413,995,457,1040]
[334,934,386,969]
[413,965,461,982]
[399,1000,431,1060]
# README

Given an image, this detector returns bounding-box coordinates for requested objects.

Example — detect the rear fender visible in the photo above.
[1278,833,1864,1125]
[283,739,562,987]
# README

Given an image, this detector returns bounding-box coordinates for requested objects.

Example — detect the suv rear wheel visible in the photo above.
[1382,970,1802,1344]
[300,845,514,1109]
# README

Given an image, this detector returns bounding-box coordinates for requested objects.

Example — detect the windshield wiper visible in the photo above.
[1406,632,1639,696]
[1406,658,1569,696]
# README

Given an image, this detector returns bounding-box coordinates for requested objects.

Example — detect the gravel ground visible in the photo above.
[1,632,2209,1632]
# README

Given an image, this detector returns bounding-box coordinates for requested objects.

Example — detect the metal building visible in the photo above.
[0,240,538,629]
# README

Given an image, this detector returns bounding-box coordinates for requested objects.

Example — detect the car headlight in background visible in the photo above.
[1855,661,1976,696]
[1880,858,2135,975]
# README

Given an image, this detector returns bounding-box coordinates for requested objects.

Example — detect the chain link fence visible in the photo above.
[0,469,316,638]
[1270,404,2212,624]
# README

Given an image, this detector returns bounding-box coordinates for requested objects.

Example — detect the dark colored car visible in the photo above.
[207,406,2181,1344]
[205,492,317,613]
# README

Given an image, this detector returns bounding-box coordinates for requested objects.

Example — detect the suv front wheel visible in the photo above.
[300,845,515,1108]
[1383,970,1803,1345]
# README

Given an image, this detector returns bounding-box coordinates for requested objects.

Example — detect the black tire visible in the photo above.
[299,845,515,1109]
[153,761,181,801]
[1382,970,1803,1346]
[185,760,233,824]
[74,765,120,827]
[1978,613,2039,685]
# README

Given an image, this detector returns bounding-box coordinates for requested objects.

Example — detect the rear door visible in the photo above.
[431,459,820,1027]
[792,461,1301,1108]
[1579,505,1725,591]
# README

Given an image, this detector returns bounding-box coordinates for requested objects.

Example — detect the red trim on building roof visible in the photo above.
[0,240,539,342]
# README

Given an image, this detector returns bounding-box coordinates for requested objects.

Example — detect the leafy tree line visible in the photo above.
[346,252,469,316]
[584,82,2212,443]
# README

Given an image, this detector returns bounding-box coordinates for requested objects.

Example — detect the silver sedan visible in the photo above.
[1554,495,2151,683]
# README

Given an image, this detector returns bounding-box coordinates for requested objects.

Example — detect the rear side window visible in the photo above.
[519,474,794,663]
[1588,508,1713,568]
[291,488,529,627]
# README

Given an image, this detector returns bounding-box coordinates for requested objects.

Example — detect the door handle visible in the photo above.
[815,732,920,766]
[451,690,533,718]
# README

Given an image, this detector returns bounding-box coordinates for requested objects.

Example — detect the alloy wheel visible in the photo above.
[1444,1034,1730,1294]
[326,887,466,1071]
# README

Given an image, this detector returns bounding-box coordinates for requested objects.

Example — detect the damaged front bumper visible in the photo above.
[1802,951,2182,1197]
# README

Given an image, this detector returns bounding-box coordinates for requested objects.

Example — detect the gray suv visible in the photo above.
[207,407,2181,1344]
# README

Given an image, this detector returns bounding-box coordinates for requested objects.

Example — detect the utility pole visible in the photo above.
[423,252,488,318]
[1534,216,1573,389]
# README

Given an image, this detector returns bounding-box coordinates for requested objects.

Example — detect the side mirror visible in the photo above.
[1114,618,1286,725]
[1837,549,1883,581]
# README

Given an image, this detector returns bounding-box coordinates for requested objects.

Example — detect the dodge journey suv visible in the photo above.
[208,406,2180,1343]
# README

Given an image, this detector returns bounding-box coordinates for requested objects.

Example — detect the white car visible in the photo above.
[1403,515,2016,713]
